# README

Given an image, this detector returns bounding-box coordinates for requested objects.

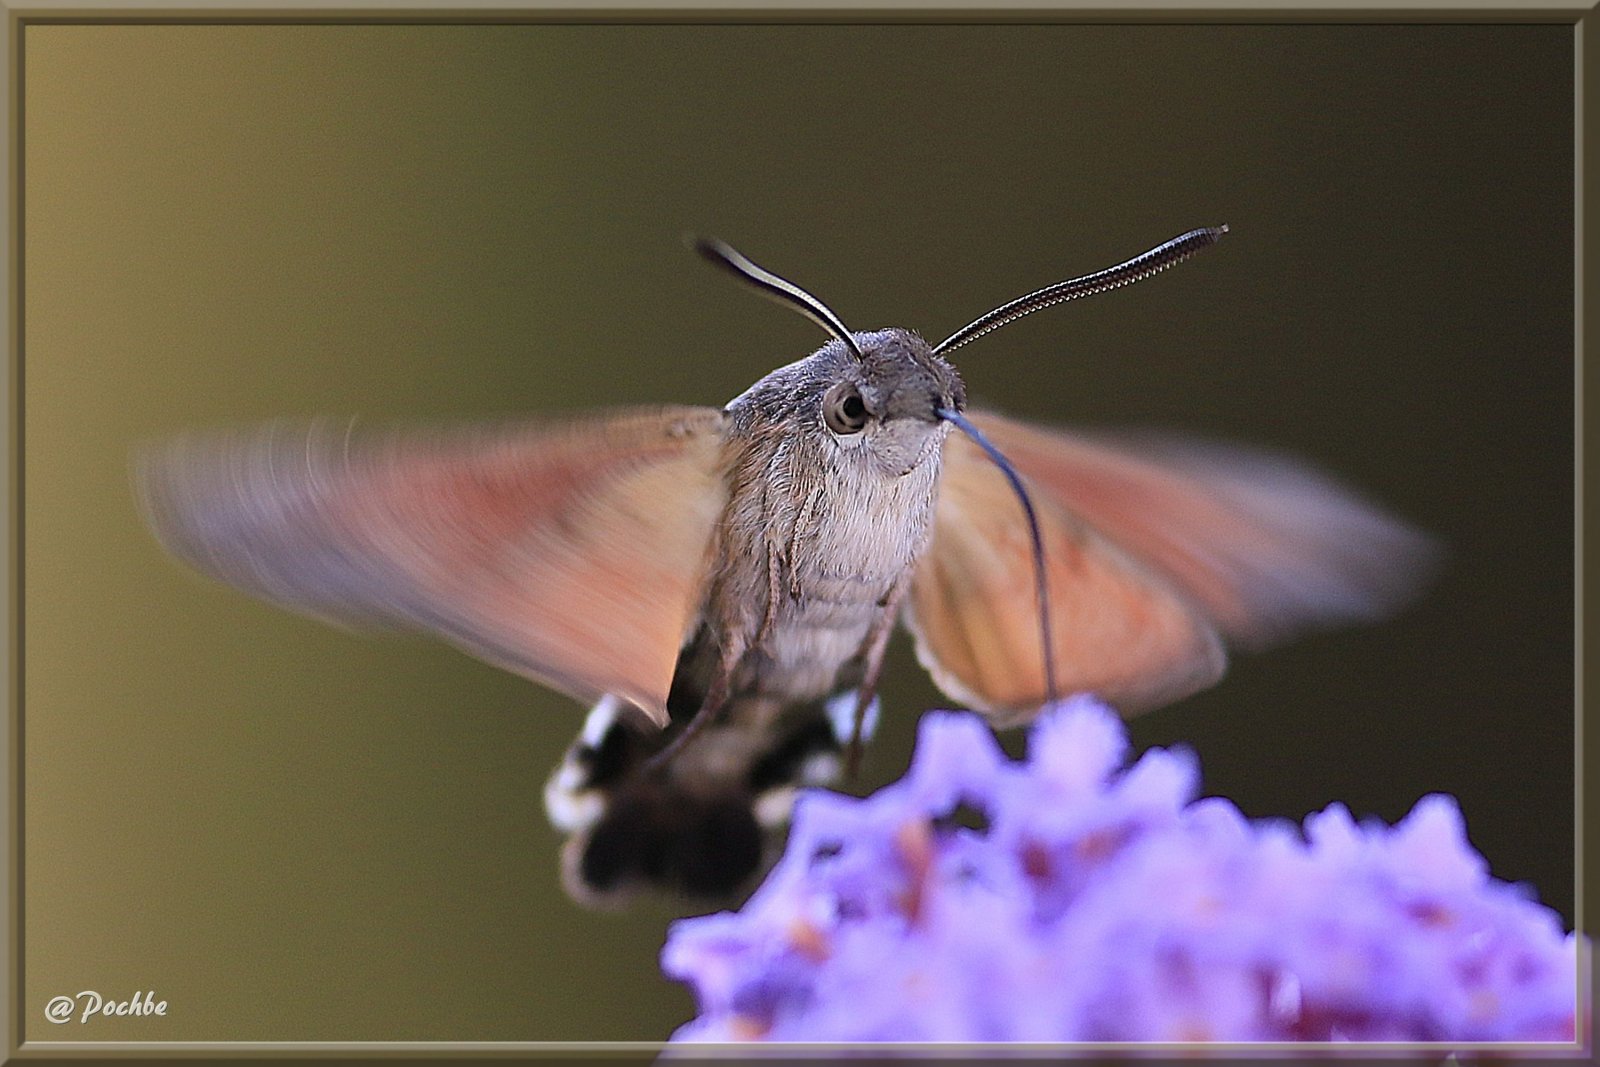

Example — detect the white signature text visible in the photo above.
[44,990,168,1025]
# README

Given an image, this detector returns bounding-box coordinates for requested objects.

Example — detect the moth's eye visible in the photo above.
[823,383,870,436]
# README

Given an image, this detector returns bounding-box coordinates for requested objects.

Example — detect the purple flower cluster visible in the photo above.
[662,697,1581,1044]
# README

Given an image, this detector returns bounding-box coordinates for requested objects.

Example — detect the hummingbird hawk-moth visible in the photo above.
[137,228,1434,906]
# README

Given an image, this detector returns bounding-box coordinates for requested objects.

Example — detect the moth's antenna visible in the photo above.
[937,408,1060,707]
[933,226,1228,355]
[691,236,866,362]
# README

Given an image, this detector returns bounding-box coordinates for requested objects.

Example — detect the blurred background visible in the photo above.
[24,23,1572,1042]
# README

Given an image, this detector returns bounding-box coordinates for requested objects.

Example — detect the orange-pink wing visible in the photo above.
[908,409,1435,722]
[907,423,1227,725]
[138,406,729,726]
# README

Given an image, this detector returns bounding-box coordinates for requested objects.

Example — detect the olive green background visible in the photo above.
[23,23,1573,1043]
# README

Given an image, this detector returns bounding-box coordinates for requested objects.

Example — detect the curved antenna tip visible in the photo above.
[687,235,865,361]
[685,232,727,259]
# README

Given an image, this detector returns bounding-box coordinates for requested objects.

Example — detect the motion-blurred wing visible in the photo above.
[906,423,1227,724]
[962,411,1437,647]
[908,410,1435,722]
[138,406,729,726]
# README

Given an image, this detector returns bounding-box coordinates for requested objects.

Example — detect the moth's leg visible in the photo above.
[643,646,739,773]
[843,582,906,781]
[756,539,782,649]
[786,486,822,600]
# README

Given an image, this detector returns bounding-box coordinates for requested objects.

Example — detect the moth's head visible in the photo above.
[695,237,970,476]
[796,328,965,473]
[722,329,963,476]
[696,226,1226,477]
[831,328,966,424]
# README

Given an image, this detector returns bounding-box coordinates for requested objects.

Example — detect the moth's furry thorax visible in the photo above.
[700,327,963,711]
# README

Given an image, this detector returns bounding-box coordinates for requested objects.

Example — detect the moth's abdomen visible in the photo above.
[545,691,874,906]
[741,591,877,704]
[571,787,766,901]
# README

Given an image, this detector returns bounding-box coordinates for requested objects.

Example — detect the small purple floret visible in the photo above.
[663,695,1582,1044]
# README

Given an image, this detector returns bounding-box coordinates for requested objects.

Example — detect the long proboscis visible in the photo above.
[934,226,1229,355]
[937,407,1060,708]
